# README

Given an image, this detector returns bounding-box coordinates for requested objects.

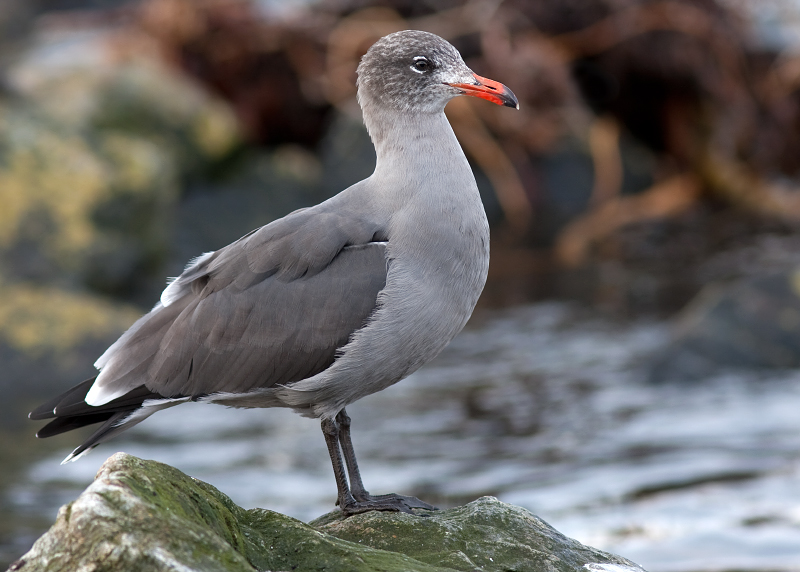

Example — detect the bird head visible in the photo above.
[357,30,518,114]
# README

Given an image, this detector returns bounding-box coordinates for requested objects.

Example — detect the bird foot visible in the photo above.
[341,493,437,516]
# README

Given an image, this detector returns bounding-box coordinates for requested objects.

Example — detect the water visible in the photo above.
[4,302,800,571]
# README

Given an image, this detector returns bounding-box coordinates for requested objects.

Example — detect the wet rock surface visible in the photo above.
[9,453,646,572]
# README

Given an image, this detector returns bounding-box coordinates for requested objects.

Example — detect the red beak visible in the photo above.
[447,73,519,109]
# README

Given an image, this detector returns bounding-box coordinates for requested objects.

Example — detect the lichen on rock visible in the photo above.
[9,453,647,572]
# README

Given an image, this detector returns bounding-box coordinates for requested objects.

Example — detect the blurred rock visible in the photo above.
[0,23,243,418]
[318,112,376,199]
[136,0,332,146]
[10,453,647,572]
[0,26,241,300]
[0,283,139,362]
[166,144,327,273]
[0,1,35,54]
[649,269,800,381]
[564,204,800,316]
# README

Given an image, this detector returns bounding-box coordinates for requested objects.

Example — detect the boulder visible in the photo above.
[7,453,646,572]
[649,269,800,381]
[0,26,241,297]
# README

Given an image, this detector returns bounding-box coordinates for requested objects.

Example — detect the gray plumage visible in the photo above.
[31,30,517,512]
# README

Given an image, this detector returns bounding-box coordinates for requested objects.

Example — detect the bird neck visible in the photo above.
[363,106,470,187]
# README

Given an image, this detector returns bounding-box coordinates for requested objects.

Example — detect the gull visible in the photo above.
[30,29,518,515]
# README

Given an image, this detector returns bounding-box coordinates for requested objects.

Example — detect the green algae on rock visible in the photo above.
[9,453,647,572]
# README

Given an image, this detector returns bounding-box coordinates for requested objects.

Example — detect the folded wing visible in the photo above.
[69,205,388,407]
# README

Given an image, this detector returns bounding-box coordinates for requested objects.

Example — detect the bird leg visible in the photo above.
[321,416,358,509]
[334,409,370,500]
[321,409,437,516]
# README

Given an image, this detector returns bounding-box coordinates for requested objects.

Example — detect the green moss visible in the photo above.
[102,455,446,572]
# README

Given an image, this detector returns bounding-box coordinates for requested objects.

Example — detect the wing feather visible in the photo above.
[89,205,387,403]
[147,242,386,397]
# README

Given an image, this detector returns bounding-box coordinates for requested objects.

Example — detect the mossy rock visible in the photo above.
[312,497,640,571]
[9,453,646,572]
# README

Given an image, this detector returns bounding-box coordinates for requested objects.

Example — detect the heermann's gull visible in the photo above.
[29,30,518,515]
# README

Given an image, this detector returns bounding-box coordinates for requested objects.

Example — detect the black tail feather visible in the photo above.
[55,384,157,417]
[63,411,133,462]
[29,377,97,420]
[36,412,118,438]
[31,378,185,462]
[31,380,169,440]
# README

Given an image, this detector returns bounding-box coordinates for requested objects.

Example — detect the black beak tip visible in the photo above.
[502,86,519,109]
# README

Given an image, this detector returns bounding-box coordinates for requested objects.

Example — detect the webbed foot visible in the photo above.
[341,493,437,516]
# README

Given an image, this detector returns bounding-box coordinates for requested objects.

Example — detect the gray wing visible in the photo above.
[91,207,387,400]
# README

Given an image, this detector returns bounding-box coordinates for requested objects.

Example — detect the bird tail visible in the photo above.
[29,377,187,463]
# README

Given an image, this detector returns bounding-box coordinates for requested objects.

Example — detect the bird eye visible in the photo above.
[411,57,431,73]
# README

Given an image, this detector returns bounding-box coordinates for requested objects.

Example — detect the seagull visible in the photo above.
[29,30,518,515]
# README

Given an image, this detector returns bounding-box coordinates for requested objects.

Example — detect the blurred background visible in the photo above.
[2,0,800,570]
